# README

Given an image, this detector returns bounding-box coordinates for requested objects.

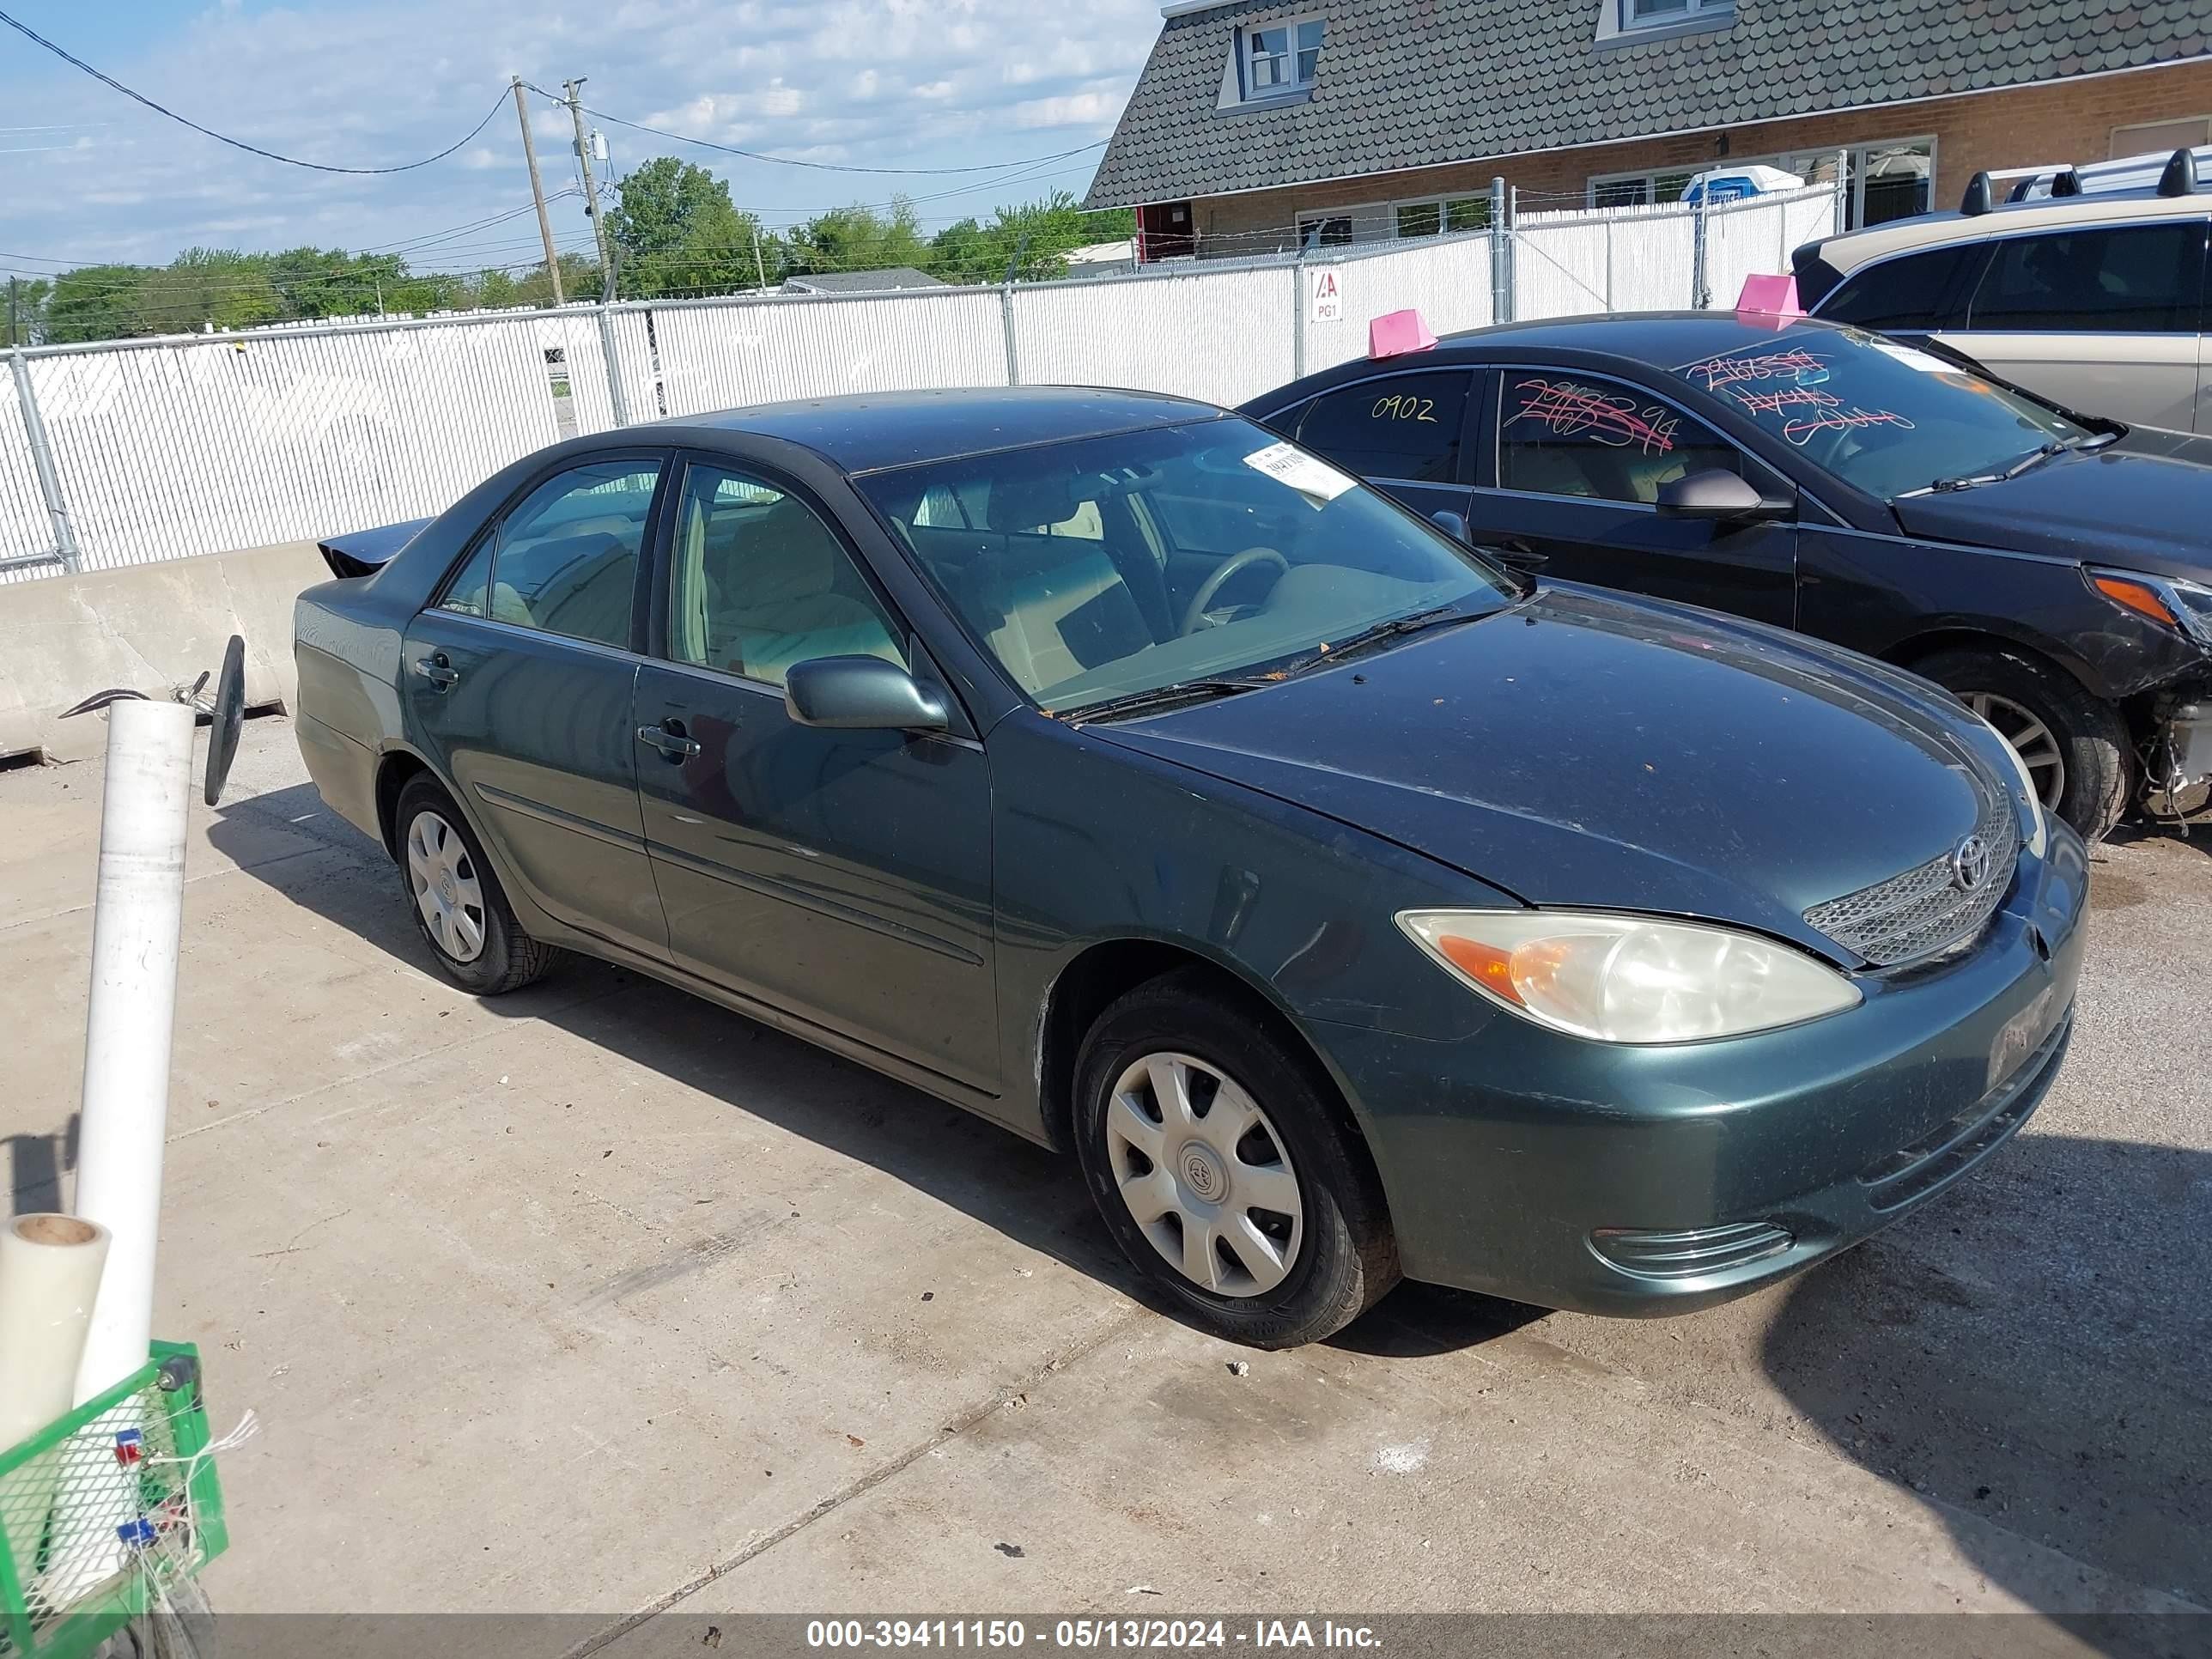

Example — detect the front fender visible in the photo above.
[987,711,1521,1140]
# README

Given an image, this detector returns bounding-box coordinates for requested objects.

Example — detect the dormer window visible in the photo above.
[1623,0,1729,28]
[1243,16,1323,98]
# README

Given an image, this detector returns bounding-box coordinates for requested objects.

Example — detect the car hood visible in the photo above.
[1889,430,2212,583]
[1089,586,2008,961]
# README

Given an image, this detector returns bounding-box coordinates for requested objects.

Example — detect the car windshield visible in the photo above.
[1671,327,2095,500]
[856,417,1518,713]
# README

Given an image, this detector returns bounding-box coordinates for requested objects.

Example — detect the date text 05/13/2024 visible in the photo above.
[803,1619,1382,1650]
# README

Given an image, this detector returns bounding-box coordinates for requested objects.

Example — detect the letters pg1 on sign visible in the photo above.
[1308,266,1344,324]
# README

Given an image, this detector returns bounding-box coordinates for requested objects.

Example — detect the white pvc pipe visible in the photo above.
[46,698,193,1603]
[70,697,193,1407]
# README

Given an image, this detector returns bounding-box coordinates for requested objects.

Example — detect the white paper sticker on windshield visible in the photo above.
[1870,339,1954,374]
[1243,441,1357,503]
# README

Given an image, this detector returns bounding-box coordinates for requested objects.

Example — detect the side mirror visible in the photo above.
[784,656,949,733]
[1429,508,1471,544]
[1655,468,1794,524]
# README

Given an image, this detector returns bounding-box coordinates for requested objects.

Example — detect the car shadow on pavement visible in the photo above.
[204,781,1249,1334]
[1761,1134,2210,1629]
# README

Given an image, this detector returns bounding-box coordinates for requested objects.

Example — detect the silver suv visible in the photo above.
[1794,147,2209,431]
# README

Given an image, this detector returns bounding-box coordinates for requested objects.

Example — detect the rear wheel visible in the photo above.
[393,775,556,994]
[1912,647,2130,842]
[1073,970,1398,1348]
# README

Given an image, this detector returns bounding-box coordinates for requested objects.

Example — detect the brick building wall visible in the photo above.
[1190,58,2212,251]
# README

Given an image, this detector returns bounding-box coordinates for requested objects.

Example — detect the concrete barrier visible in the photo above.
[0,542,325,765]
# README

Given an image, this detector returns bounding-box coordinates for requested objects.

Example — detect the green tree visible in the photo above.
[43,264,151,343]
[606,156,777,299]
[786,198,928,278]
[3,276,50,346]
[927,193,1136,285]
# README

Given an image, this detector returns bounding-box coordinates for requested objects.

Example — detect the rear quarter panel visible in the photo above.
[293,580,410,847]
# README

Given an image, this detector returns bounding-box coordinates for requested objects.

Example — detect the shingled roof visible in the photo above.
[1083,0,2212,208]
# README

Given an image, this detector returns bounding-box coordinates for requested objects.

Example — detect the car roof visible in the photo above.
[1246,313,1860,404]
[1805,190,2212,276]
[651,385,1224,474]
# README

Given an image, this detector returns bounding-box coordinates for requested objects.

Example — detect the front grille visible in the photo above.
[1803,784,2019,967]
[1858,1008,2070,1212]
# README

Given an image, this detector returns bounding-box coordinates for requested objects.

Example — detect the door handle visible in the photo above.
[636,720,702,762]
[1491,539,1549,570]
[412,653,460,690]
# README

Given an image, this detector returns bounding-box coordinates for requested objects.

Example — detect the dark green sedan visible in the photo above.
[295,387,2086,1347]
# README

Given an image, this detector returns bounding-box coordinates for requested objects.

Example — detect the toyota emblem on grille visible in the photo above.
[1950,835,1993,894]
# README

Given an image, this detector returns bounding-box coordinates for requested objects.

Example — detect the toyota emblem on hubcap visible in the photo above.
[1950,835,1992,894]
[1180,1144,1224,1201]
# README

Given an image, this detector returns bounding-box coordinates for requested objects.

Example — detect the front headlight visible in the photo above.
[1975,712,2048,860]
[1396,909,1861,1045]
[2087,567,2212,653]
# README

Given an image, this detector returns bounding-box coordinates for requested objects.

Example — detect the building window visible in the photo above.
[1243,16,1323,98]
[1624,0,1729,24]
[1588,138,1932,228]
[1299,194,1490,252]
[2111,116,2211,160]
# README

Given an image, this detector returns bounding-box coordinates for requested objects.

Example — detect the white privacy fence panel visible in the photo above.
[24,316,571,573]
[1516,198,1702,319]
[535,313,617,436]
[1,181,1843,586]
[1301,233,1494,372]
[0,374,58,581]
[645,289,1010,419]
[1701,187,1838,311]
[1010,264,1297,408]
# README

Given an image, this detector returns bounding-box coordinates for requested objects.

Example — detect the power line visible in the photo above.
[514,80,1107,179]
[0,9,507,174]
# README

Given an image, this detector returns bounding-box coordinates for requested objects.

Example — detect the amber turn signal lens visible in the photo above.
[1435,933,1522,1005]
[2094,574,2179,627]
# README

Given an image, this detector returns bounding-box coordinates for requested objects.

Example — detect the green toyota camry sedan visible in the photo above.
[294,386,2086,1347]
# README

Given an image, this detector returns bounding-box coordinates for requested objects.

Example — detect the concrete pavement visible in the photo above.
[1,716,2204,1638]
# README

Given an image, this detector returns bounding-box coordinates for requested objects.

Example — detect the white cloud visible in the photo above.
[0,0,1158,267]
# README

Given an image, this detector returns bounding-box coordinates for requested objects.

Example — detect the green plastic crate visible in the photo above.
[0,1343,227,1659]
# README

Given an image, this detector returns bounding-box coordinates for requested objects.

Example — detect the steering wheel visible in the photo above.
[1181,546,1289,636]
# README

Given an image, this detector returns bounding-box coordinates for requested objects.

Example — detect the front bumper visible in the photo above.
[1319,823,2091,1316]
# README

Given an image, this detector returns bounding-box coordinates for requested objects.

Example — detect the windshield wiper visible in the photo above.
[1923,431,2117,494]
[1273,601,1486,679]
[1060,677,1270,724]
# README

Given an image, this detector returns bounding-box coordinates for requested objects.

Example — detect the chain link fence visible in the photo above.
[0,181,1839,585]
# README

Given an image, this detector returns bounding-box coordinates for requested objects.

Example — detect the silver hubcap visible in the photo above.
[1964,692,2065,811]
[405,811,487,964]
[1104,1052,1303,1297]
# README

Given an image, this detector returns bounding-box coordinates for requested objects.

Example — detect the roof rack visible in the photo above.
[1979,143,2212,208]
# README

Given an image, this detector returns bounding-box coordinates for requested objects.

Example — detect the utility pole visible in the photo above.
[752,227,768,293]
[564,79,614,295]
[513,76,564,308]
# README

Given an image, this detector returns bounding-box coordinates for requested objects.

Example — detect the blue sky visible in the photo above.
[0,0,1158,276]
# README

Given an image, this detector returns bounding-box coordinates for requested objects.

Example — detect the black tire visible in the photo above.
[392,775,557,994]
[1072,969,1399,1348]
[1912,646,2131,842]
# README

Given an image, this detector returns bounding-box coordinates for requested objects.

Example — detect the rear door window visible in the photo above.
[478,459,662,647]
[1818,244,1980,330]
[1966,222,2207,332]
[1293,371,1473,483]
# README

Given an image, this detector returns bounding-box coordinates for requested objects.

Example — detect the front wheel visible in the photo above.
[393,775,557,994]
[1073,970,1398,1348]
[1912,647,2131,842]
